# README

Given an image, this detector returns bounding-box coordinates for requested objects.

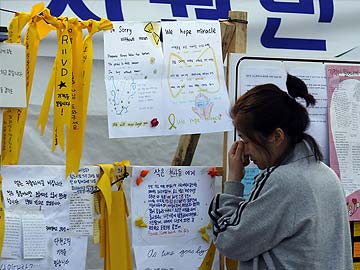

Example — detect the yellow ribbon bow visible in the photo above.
[144,22,160,45]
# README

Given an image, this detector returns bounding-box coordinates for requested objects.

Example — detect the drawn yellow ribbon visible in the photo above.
[144,22,160,45]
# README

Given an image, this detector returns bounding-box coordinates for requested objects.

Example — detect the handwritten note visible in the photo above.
[161,21,232,135]
[68,166,99,235]
[2,166,71,233]
[69,194,93,235]
[68,166,99,194]
[22,214,47,259]
[0,43,26,108]
[0,259,48,270]
[1,212,21,259]
[133,244,209,270]
[51,235,87,270]
[131,166,214,269]
[104,22,163,138]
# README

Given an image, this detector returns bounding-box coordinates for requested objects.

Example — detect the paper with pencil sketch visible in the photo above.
[104,21,163,138]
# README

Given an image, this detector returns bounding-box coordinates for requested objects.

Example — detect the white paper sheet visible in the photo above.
[22,214,47,259]
[237,62,330,164]
[161,21,232,135]
[68,166,98,235]
[133,244,209,270]
[51,235,88,270]
[69,193,93,236]
[286,63,329,164]
[130,166,214,269]
[2,166,71,233]
[104,22,163,138]
[0,259,48,270]
[327,65,360,196]
[0,43,26,108]
[1,212,21,259]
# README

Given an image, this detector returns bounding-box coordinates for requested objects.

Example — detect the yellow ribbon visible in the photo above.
[198,241,216,270]
[96,164,114,215]
[225,257,238,270]
[5,2,44,43]
[37,14,112,176]
[107,188,132,270]
[2,3,51,165]
[198,226,210,243]
[81,18,113,124]
[51,17,72,152]
[65,18,84,176]
[96,163,132,270]
[96,164,113,262]
[0,176,4,256]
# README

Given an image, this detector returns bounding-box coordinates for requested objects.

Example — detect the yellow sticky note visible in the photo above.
[354,242,360,258]
[354,222,360,237]
[354,262,360,270]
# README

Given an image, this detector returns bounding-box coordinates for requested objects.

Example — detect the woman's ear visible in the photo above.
[268,128,285,145]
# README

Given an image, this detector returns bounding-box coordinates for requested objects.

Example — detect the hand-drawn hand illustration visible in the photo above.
[192,93,213,120]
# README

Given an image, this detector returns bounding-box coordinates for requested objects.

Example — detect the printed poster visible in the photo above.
[326,65,360,221]
[326,65,360,198]
[237,60,329,164]
[130,166,216,269]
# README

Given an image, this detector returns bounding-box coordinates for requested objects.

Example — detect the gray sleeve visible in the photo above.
[208,170,296,261]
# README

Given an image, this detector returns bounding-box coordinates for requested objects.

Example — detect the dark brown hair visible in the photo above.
[231,74,323,161]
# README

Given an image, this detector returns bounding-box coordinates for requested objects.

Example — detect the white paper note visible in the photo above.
[104,22,163,138]
[69,193,93,235]
[0,43,26,108]
[161,21,232,135]
[22,214,47,259]
[51,235,88,270]
[1,211,21,259]
[133,244,209,270]
[2,166,71,233]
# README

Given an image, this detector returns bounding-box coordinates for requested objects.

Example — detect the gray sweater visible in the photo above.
[209,141,352,270]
